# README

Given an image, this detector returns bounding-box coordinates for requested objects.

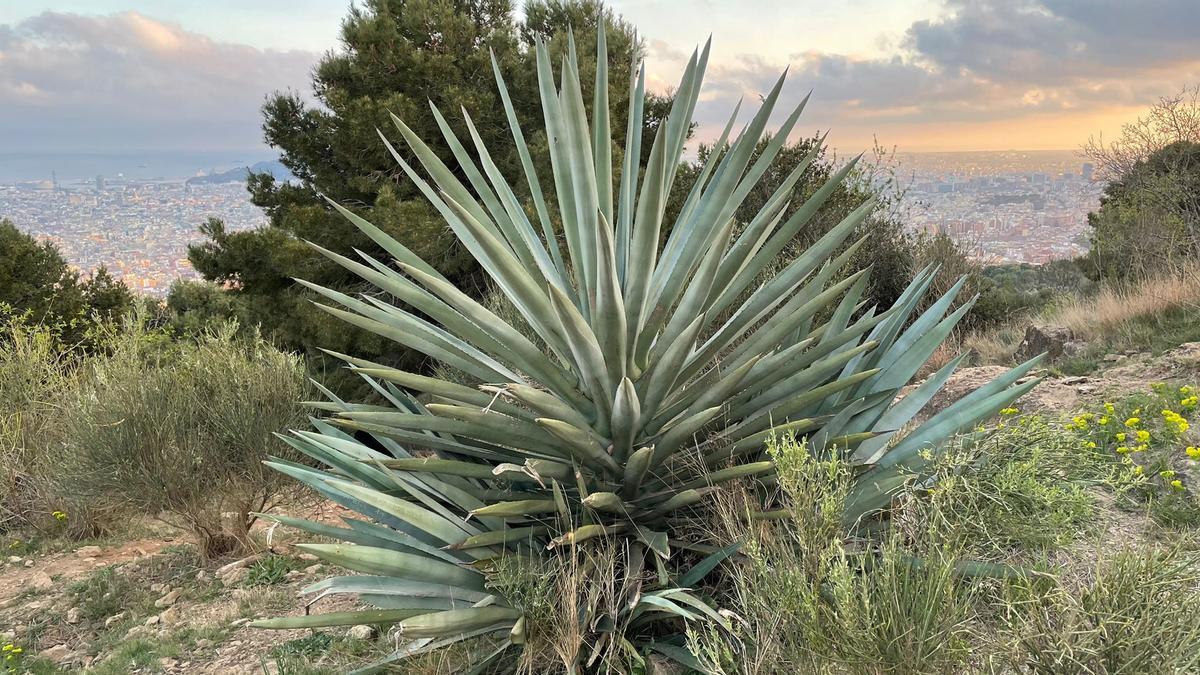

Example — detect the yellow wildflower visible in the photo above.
[1116,446,1131,454]
[1116,432,1127,442]
[1099,416,1110,425]
[1000,407,1019,416]
[1125,417,1141,428]
[1136,430,1151,443]
[1085,441,1097,449]
[1134,465,1145,476]
[1161,470,1176,479]
[1135,444,1148,452]
[1172,479,1185,490]
[1105,402,1116,414]
[1187,446,1200,459]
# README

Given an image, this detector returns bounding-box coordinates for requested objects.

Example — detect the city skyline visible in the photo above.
[1,1,1197,158]
[0,149,1103,297]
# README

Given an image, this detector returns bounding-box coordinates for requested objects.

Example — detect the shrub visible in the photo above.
[899,416,1102,558]
[246,555,302,587]
[690,435,976,674]
[1069,382,1200,527]
[0,318,89,534]
[61,318,308,558]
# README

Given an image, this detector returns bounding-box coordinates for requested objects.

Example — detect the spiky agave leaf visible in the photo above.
[256,24,1040,671]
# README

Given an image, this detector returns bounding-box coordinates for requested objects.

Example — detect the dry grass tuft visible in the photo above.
[1054,268,1200,340]
[960,267,1200,366]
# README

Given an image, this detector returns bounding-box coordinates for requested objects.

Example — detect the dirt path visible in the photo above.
[0,539,170,609]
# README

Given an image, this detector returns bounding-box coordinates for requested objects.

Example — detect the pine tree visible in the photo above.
[187,0,647,380]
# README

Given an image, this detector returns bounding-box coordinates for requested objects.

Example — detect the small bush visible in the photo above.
[246,555,301,587]
[1068,382,1200,526]
[900,416,1102,558]
[60,318,309,558]
[0,318,100,535]
[692,435,976,674]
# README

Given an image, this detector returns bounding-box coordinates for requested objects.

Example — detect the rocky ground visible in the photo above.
[3,340,1200,673]
[0,504,386,674]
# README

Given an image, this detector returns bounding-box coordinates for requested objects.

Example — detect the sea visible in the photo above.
[0,150,280,184]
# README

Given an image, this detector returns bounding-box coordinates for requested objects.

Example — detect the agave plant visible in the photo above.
[253,25,1041,673]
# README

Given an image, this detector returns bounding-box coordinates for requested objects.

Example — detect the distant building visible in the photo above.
[95,174,105,192]
[1081,163,1094,180]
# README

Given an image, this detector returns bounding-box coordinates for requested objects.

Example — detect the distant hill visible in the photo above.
[186,160,292,185]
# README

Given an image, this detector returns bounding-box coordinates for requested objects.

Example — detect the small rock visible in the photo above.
[76,545,102,558]
[28,570,52,590]
[154,590,180,608]
[1063,340,1088,357]
[219,567,249,586]
[296,552,319,562]
[66,607,81,624]
[195,570,210,582]
[196,639,214,650]
[347,624,376,640]
[150,582,167,594]
[216,554,262,580]
[144,615,161,626]
[104,612,126,628]
[159,656,179,670]
[303,564,324,575]
[39,644,73,663]
[284,570,303,581]
[6,556,20,564]
[158,606,181,625]
[1015,324,1077,362]
[23,559,33,568]
[230,618,251,628]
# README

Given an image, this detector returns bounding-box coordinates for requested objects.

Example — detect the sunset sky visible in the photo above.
[1,0,1197,156]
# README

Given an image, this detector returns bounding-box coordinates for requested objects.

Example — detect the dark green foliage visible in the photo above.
[973,259,1094,325]
[0,219,132,343]
[187,0,648,386]
[165,278,246,337]
[59,321,309,558]
[668,136,924,312]
[246,555,302,587]
[1085,140,1200,281]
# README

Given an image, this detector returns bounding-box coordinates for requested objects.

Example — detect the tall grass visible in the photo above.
[1054,268,1200,341]
[0,319,83,533]
[996,546,1200,673]
[963,266,1200,366]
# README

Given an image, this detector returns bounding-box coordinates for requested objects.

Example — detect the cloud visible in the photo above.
[649,0,1200,150]
[0,11,316,152]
